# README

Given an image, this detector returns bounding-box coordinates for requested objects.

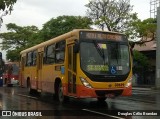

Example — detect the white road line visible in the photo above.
[17,94,38,99]
[82,109,125,119]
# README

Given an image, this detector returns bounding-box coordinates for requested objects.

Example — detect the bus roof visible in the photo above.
[20,29,124,55]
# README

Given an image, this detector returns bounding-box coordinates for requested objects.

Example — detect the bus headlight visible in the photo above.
[80,77,92,88]
[0,77,2,79]
[11,78,15,80]
[125,77,132,87]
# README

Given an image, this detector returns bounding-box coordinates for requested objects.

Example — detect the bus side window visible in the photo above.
[26,52,32,66]
[55,40,65,63]
[32,51,37,66]
[45,44,56,64]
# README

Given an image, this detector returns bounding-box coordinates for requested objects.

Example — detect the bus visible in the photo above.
[0,52,4,86]
[3,61,19,86]
[19,29,132,102]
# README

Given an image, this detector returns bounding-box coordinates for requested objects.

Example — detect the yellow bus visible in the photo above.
[19,29,132,102]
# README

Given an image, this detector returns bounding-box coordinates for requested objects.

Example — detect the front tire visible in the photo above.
[58,82,68,103]
[27,79,34,94]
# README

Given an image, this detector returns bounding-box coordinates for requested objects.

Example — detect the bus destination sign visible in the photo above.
[80,31,127,42]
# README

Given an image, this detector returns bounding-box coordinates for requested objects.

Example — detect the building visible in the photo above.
[133,40,156,85]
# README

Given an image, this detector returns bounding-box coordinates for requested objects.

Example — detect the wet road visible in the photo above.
[0,86,160,119]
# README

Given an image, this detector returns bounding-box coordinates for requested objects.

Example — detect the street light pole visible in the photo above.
[156,7,160,89]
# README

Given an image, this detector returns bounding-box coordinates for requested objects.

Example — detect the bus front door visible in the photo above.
[67,45,77,95]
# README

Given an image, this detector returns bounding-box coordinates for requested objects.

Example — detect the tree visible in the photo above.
[0,23,39,61]
[6,49,21,61]
[0,15,92,60]
[39,15,92,41]
[133,50,151,84]
[133,50,149,68]
[0,0,17,28]
[85,0,138,32]
[85,0,157,46]
[130,18,156,44]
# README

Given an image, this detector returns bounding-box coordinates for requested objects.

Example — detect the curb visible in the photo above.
[132,87,152,91]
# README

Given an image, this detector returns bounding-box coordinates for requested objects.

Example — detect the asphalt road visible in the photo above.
[0,86,160,119]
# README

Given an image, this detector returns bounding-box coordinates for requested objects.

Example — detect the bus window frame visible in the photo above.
[44,43,56,64]
[32,50,37,66]
[26,50,37,66]
[55,40,66,63]
[26,52,32,66]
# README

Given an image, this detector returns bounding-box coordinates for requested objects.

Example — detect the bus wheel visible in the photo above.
[58,82,68,103]
[27,79,33,94]
[97,97,107,102]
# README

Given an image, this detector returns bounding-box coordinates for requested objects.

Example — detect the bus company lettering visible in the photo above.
[85,32,122,41]
[28,112,42,116]
[11,111,42,116]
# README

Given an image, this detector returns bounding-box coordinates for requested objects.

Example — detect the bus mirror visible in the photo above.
[73,42,79,53]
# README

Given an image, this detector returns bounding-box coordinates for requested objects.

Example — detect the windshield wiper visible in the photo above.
[93,40,105,64]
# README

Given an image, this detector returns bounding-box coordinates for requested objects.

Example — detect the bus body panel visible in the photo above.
[23,66,37,88]
[41,64,64,93]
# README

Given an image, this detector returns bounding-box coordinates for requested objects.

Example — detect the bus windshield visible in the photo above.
[80,41,130,75]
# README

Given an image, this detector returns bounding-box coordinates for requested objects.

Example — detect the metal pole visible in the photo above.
[156,7,160,89]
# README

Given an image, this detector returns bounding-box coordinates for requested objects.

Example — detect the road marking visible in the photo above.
[17,94,38,100]
[82,109,125,119]
[118,97,156,104]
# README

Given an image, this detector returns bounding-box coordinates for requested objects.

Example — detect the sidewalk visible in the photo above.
[132,85,158,91]
[132,87,152,91]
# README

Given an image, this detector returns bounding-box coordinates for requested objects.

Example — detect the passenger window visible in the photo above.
[26,52,32,66]
[26,50,37,66]
[55,41,65,63]
[45,44,56,64]
[32,51,37,66]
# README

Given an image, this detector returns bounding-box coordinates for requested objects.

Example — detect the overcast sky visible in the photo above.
[0,0,152,60]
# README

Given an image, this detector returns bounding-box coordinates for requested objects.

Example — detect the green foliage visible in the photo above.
[129,18,156,42]
[133,50,149,68]
[0,15,92,61]
[85,0,156,45]
[0,23,39,50]
[0,0,17,11]
[6,48,21,61]
[0,23,39,61]
[85,0,138,32]
[39,15,92,41]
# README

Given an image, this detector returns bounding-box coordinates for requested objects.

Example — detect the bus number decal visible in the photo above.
[115,83,124,87]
